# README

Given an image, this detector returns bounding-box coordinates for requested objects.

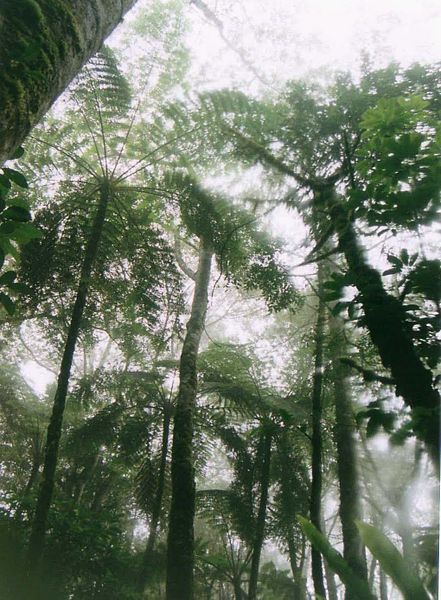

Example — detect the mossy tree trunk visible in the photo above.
[309,265,327,600]
[26,180,111,574]
[138,403,172,593]
[330,315,369,599]
[166,242,213,600]
[248,427,272,600]
[326,188,439,465]
[0,0,138,164]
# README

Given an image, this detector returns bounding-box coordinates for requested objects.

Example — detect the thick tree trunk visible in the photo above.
[309,266,327,600]
[26,181,110,573]
[248,428,272,600]
[330,316,368,599]
[0,0,138,164]
[166,243,212,600]
[327,190,439,464]
[138,404,171,592]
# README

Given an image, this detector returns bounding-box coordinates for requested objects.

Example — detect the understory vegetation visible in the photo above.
[0,2,439,599]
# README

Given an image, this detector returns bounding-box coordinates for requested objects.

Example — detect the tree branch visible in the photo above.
[174,236,197,280]
[340,357,395,385]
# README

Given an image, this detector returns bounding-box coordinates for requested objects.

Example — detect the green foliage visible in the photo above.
[355,95,441,227]
[356,400,396,437]
[258,562,298,599]
[0,155,40,316]
[297,516,375,600]
[169,173,301,311]
[356,521,431,600]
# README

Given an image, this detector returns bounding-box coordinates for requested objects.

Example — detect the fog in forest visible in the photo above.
[0,1,439,599]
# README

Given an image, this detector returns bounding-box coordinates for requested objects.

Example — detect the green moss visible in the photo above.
[0,0,83,147]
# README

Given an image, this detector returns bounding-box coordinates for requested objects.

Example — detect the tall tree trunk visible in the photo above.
[330,316,368,599]
[287,537,307,600]
[26,181,111,573]
[327,188,439,464]
[309,266,327,600]
[248,428,272,600]
[0,0,138,164]
[73,451,100,505]
[320,517,338,600]
[15,456,41,522]
[233,577,245,600]
[379,568,388,600]
[138,404,172,592]
[166,243,213,600]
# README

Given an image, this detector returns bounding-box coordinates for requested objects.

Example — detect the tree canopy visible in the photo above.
[0,2,439,600]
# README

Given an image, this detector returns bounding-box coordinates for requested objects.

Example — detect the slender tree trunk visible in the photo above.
[248,428,272,600]
[0,0,139,164]
[26,181,110,573]
[233,577,245,600]
[138,404,171,592]
[287,537,307,600]
[326,188,439,464]
[90,475,112,512]
[73,451,100,505]
[166,242,213,600]
[330,316,368,599]
[320,518,338,600]
[309,266,327,600]
[379,568,388,600]
[23,460,41,499]
[15,456,41,522]
[323,559,338,600]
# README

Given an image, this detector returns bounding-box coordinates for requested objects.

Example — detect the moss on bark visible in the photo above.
[0,0,138,163]
[166,243,213,600]
[0,1,81,157]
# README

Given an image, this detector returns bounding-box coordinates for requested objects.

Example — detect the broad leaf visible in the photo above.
[356,521,430,600]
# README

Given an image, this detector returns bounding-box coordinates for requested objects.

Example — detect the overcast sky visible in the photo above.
[180,0,441,90]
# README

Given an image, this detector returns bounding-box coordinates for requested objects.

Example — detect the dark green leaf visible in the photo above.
[2,168,28,189]
[402,304,420,311]
[387,255,402,268]
[399,249,409,265]
[8,146,25,160]
[2,206,31,222]
[0,174,11,190]
[0,292,15,315]
[9,222,42,243]
[0,271,17,285]
[7,282,30,294]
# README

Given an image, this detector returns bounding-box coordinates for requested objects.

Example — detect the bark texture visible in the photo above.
[0,0,138,164]
[331,317,368,599]
[27,181,110,572]
[287,537,307,600]
[138,404,171,592]
[248,428,272,600]
[328,190,439,464]
[309,268,327,600]
[166,243,212,600]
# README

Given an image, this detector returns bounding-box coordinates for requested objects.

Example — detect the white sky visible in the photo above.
[180,0,441,90]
